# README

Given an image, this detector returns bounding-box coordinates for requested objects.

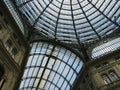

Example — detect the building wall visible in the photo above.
[73,49,120,90]
[0,2,29,90]
[90,54,120,90]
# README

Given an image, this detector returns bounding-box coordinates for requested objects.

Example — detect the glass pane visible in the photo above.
[15,0,120,43]
[92,38,120,58]
[19,42,83,90]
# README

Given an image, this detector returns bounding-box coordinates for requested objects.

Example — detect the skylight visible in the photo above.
[19,42,83,90]
[15,0,120,44]
[92,37,120,58]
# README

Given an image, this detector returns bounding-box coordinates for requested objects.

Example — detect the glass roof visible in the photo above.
[15,0,120,44]
[4,0,24,34]
[92,37,120,59]
[19,42,83,90]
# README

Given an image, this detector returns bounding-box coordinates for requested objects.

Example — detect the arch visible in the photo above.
[19,41,84,90]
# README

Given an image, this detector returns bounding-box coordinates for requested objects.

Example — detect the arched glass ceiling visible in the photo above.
[15,0,120,43]
[92,37,120,59]
[19,42,83,90]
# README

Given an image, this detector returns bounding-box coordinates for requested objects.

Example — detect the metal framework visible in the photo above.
[92,37,120,58]
[15,0,120,44]
[19,42,83,90]
[11,0,120,90]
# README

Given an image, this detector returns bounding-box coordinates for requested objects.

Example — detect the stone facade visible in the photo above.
[0,2,29,90]
[72,49,120,90]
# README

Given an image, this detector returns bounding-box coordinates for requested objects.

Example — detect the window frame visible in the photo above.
[101,74,111,85]
[109,70,119,82]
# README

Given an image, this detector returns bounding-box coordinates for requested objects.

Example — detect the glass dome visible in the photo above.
[19,42,83,90]
[15,0,120,44]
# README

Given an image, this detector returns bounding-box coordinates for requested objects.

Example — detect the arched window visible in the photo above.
[101,74,111,84]
[109,71,119,81]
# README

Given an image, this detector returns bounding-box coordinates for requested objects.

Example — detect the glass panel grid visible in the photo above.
[92,37,120,58]
[19,42,83,90]
[15,0,120,43]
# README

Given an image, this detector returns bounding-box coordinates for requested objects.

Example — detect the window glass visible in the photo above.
[27,68,34,77]
[53,74,60,84]
[44,82,50,90]
[15,0,120,43]
[47,58,55,69]
[4,39,12,50]
[36,55,44,66]
[19,80,25,88]
[39,80,46,89]
[109,71,119,81]
[57,77,64,87]
[48,71,55,81]
[19,42,83,90]
[31,55,39,66]
[37,68,43,78]
[24,78,30,87]
[29,78,35,87]
[92,38,120,58]
[62,65,70,77]
[61,81,67,90]
[43,69,50,79]
[26,56,33,66]
[33,68,39,77]
[49,84,55,90]
[33,78,40,87]
[10,48,17,58]
[101,74,111,84]
[41,56,48,67]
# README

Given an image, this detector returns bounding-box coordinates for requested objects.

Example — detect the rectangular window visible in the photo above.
[101,74,111,84]
[10,48,18,58]
[109,71,119,81]
[4,39,12,50]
